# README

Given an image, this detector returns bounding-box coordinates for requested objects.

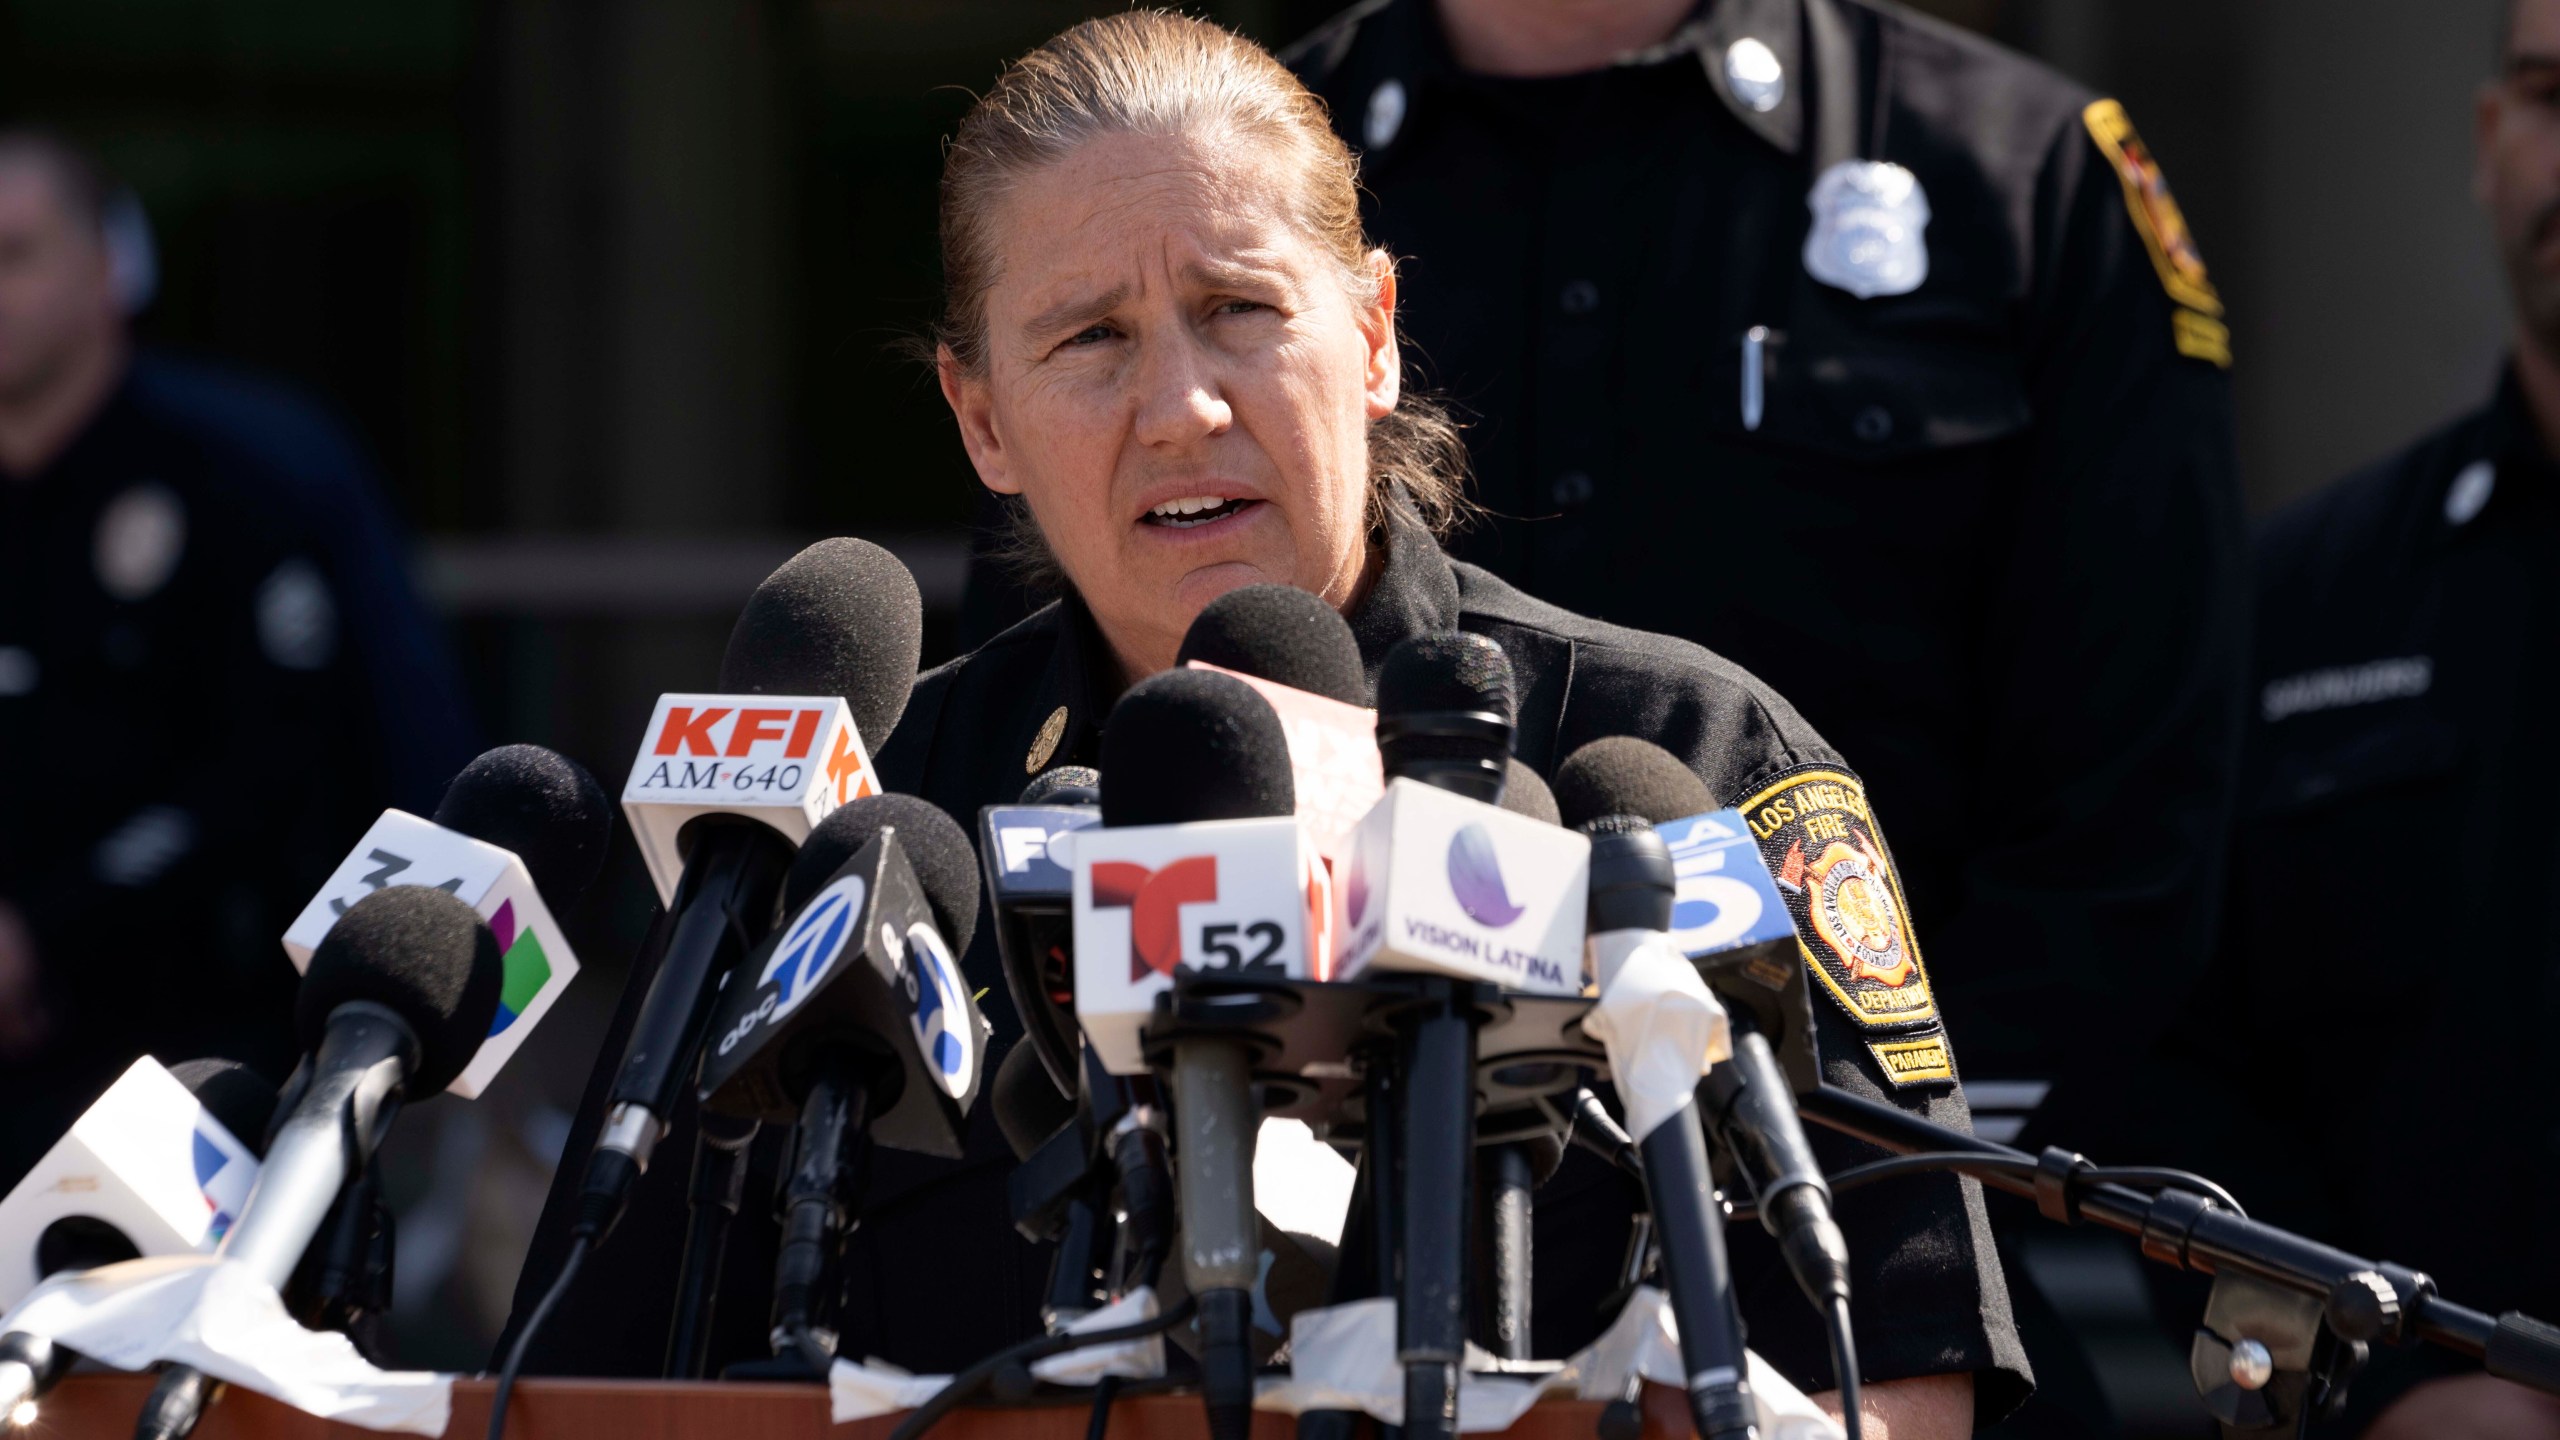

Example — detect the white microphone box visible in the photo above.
[280,809,580,1099]
[0,1058,260,1309]
[620,693,878,905]
[1334,778,1590,994]
[1067,816,1317,1075]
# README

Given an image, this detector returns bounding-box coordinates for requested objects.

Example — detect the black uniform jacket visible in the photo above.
[2137,370,2560,1428]
[510,507,2030,1413]
[0,352,474,1184]
[1277,0,2248,1107]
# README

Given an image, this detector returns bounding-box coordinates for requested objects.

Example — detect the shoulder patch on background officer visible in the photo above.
[2082,99,2231,369]
[1736,765,1937,1031]
[1866,1029,1955,1087]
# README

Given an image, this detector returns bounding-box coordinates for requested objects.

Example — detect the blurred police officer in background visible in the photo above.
[0,129,475,1183]
[2141,3,2560,1435]
[1279,0,2246,1147]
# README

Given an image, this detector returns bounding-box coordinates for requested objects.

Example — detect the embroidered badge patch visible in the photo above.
[2083,99,2230,369]
[1737,767,1938,1030]
[1866,1030,1955,1088]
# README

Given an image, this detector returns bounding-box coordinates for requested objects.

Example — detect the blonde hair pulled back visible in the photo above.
[932,10,1470,585]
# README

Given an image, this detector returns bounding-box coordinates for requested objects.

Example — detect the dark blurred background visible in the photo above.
[0,0,2510,1410]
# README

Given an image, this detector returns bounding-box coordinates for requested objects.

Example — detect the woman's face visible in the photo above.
[940,129,1400,682]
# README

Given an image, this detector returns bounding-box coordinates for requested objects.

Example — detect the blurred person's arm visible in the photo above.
[2364,1373,2560,1440]
[1813,1373,1972,1439]
[1929,105,2249,1115]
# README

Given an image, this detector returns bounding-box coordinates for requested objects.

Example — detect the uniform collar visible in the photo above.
[1365,0,1805,156]
[1346,498,1465,687]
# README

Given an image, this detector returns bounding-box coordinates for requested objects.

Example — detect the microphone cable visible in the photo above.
[887,1295,1198,1440]
[485,1232,589,1440]
[1722,1153,2246,1224]
[1716,1151,2245,1440]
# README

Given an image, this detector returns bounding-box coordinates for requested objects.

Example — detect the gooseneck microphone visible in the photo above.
[135,887,501,1440]
[581,538,924,1245]
[1099,668,1297,1440]
[1374,632,1517,1439]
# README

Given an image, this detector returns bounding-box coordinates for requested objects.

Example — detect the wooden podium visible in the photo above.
[29,1375,1697,1440]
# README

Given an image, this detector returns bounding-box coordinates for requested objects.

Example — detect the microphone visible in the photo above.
[1177,585,1382,867]
[982,769,1104,1095]
[1573,742,1851,1323]
[1173,584,1367,705]
[1078,668,1307,1440]
[279,744,613,1097]
[1348,633,1587,1439]
[1498,758,1558,826]
[1554,739,1759,1440]
[134,887,501,1440]
[696,792,987,1373]
[0,1059,278,1423]
[582,538,924,1246]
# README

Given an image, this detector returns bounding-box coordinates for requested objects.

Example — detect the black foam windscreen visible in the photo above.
[1020,766,1101,806]
[718,537,925,746]
[1499,757,1560,826]
[1174,584,1367,706]
[782,793,982,954]
[992,1040,1076,1162]
[168,1058,281,1159]
[296,886,503,1097]
[1376,632,1517,726]
[1099,668,1295,827]
[432,744,614,911]
[1553,737,1717,831]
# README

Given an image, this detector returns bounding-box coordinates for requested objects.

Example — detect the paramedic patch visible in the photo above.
[1866,1030,1955,1088]
[1738,767,1938,1030]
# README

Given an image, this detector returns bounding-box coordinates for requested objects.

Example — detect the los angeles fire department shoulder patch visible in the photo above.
[1737,766,1938,1031]
[2082,98,2231,370]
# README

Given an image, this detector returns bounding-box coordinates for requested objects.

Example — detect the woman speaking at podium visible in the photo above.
[886,14,2022,1433]
[521,15,2023,1433]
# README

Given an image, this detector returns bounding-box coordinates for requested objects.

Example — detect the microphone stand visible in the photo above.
[1395,978,1480,1440]
[1791,1085,2560,1427]
[768,1052,871,1378]
[665,1112,760,1378]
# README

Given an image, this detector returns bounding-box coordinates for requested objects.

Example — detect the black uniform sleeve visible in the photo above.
[1931,111,2248,1107]
[1542,643,2031,1416]
[1716,758,2032,1418]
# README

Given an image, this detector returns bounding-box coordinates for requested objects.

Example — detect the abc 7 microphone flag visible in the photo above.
[0,1059,260,1309]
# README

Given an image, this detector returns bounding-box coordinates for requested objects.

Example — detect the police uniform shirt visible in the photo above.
[1282,0,2248,1106]
[508,504,2030,1413]
[0,353,472,1183]
[2145,368,2560,1428]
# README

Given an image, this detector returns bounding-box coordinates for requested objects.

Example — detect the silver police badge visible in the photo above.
[1802,159,1930,299]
